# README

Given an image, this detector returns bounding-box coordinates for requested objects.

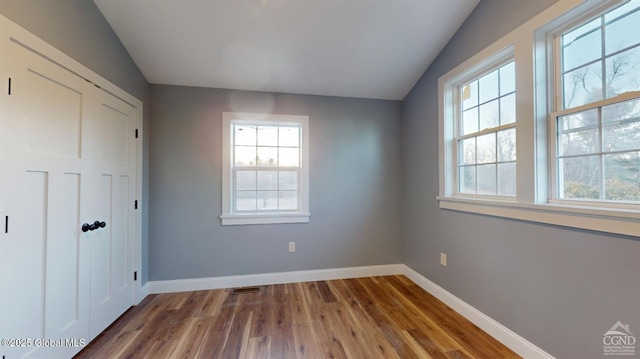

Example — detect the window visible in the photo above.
[551,0,640,204]
[221,112,310,225]
[438,0,639,238]
[439,48,516,200]
[458,61,517,197]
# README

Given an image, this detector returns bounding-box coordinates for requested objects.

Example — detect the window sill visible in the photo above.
[437,196,639,237]
[220,212,311,226]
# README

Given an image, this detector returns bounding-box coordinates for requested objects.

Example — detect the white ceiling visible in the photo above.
[94,0,479,101]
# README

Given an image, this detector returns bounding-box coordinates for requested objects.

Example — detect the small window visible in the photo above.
[552,1,640,204]
[221,112,310,225]
[457,61,517,197]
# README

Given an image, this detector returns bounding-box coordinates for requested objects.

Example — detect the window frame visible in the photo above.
[221,112,310,226]
[438,0,639,238]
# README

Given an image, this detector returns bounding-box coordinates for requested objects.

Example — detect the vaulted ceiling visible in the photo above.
[94,0,479,100]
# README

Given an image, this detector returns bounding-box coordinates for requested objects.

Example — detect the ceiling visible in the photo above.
[94,0,479,101]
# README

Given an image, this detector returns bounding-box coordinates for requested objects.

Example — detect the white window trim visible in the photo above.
[221,112,310,226]
[438,0,640,238]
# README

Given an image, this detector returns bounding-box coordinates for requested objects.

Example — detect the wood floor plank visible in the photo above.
[75,276,520,359]
[269,282,295,358]
[171,316,214,359]
[245,336,271,359]
[319,340,348,359]
[289,282,313,325]
[197,292,240,358]
[292,322,322,359]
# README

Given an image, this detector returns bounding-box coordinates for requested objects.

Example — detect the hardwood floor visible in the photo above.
[74,275,520,359]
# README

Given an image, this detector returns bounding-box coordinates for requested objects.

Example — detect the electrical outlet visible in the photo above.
[288,242,296,253]
[440,253,447,267]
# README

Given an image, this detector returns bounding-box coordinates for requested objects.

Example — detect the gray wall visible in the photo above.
[402,1,640,358]
[0,0,152,283]
[149,85,402,280]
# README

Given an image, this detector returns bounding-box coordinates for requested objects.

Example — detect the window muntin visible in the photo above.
[554,1,640,204]
[232,123,301,212]
[457,61,517,197]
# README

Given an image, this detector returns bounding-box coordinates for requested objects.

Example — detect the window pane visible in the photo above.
[462,107,479,135]
[462,81,479,110]
[500,62,515,95]
[498,162,516,196]
[279,191,298,210]
[477,133,496,163]
[279,127,300,147]
[559,128,599,156]
[603,97,640,123]
[234,125,256,146]
[497,128,516,162]
[563,61,603,108]
[500,93,516,125]
[279,148,300,167]
[236,191,257,210]
[235,146,257,166]
[460,166,476,194]
[460,138,476,165]
[603,99,640,152]
[278,171,298,190]
[257,147,278,166]
[236,171,256,190]
[479,70,499,103]
[605,4,640,55]
[605,0,640,23]
[559,156,601,199]
[477,164,497,195]
[605,46,640,97]
[257,126,278,146]
[479,99,499,130]
[604,152,640,201]
[257,171,278,190]
[257,191,278,210]
[558,109,599,131]
[562,18,601,71]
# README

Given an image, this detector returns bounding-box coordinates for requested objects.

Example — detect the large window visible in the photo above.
[221,112,310,225]
[552,0,640,204]
[438,0,639,238]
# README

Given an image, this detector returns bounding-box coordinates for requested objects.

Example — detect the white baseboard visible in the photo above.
[402,265,555,359]
[148,264,405,294]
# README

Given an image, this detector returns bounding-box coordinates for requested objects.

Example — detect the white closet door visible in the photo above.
[1,41,94,359]
[0,39,136,358]
[88,90,136,338]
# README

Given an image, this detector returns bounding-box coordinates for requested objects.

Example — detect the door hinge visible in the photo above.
[135,129,139,138]
[4,216,8,233]
[134,271,137,281]
[134,200,138,209]
[8,77,11,95]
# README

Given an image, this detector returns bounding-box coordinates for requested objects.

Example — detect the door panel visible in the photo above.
[1,171,47,359]
[100,103,130,164]
[23,69,83,158]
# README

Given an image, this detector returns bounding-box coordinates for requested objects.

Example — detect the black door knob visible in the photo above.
[82,223,91,232]
[99,221,106,228]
